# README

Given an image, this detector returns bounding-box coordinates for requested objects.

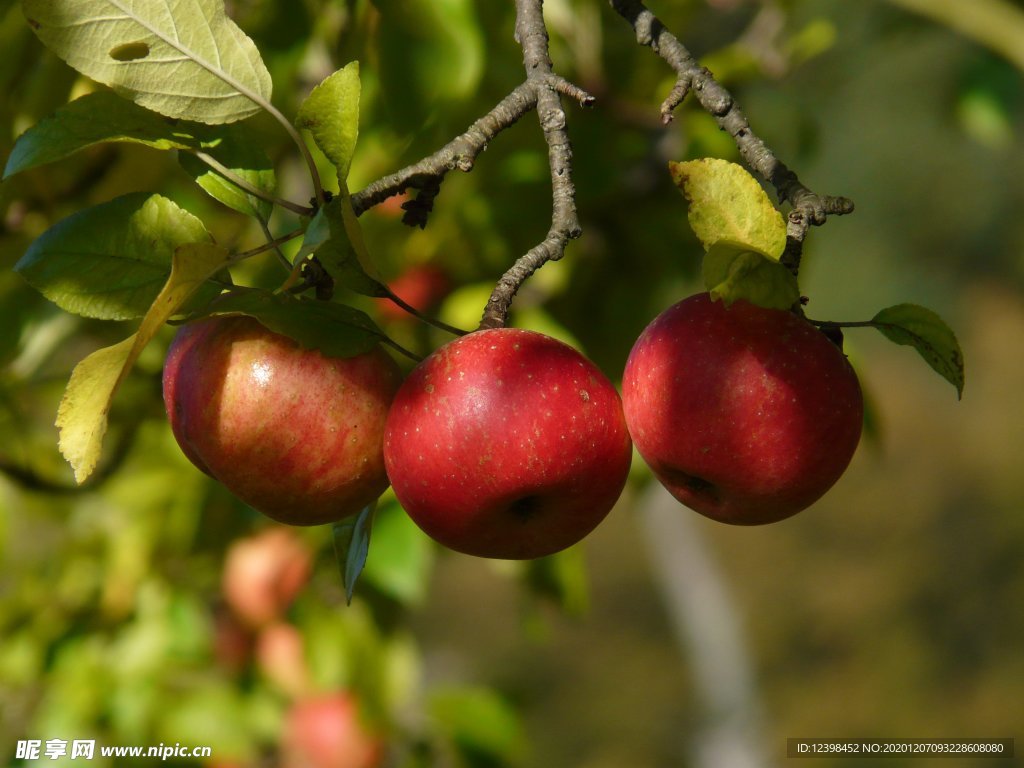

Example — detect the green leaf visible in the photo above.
[332,505,375,605]
[296,61,360,184]
[198,289,386,358]
[376,0,484,129]
[15,192,216,319]
[703,240,800,310]
[360,497,434,606]
[871,304,965,399]
[178,124,276,219]
[670,158,787,258]
[57,242,232,483]
[3,90,205,179]
[429,687,526,765]
[312,197,386,297]
[23,0,272,124]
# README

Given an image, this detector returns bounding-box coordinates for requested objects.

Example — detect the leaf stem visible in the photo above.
[381,287,468,336]
[192,151,315,216]
[379,336,423,363]
[231,227,305,264]
[261,100,327,206]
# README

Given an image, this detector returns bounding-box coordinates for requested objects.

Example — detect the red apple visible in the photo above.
[282,694,381,768]
[222,527,312,627]
[383,328,632,559]
[622,293,863,525]
[163,316,402,525]
[374,264,451,323]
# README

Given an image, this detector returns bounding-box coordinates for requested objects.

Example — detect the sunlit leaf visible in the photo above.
[670,157,787,259]
[23,0,272,124]
[871,304,965,399]
[15,193,215,320]
[3,90,205,179]
[56,242,232,483]
[703,240,799,310]
[296,61,360,184]
[178,124,276,219]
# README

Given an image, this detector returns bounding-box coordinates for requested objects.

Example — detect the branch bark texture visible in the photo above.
[608,0,854,274]
[352,0,592,331]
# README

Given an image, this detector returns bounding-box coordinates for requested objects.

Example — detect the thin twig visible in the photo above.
[478,0,591,330]
[608,0,854,274]
[192,151,315,217]
[351,84,540,216]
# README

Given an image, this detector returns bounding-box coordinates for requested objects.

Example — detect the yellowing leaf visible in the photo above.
[296,62,360,184]
[703,240,799,310]
[670,158,787,259]
[56,334,138,484]
[57,243,231,483]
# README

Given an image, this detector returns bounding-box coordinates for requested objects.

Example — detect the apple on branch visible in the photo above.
[622,293,863,525]
[383,328,632,559]
[163,316,401,526]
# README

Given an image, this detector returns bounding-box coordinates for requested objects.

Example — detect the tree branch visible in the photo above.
[608,0,854,274]
[479,0,591,330]
[350,83,539,221]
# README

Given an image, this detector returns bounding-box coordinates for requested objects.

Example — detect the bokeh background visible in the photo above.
[1,0,1022,766]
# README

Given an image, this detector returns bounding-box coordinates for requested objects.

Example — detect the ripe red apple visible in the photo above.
[163,316,402,525]
[622,293,863,525]
[222,527,312,627]
[383,328,632,559]
[282,694,381,768]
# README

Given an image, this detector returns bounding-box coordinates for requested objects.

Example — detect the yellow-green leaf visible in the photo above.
[703,240,799,310]
[56,334,138,485]
[57,243,231,482]
[670,158,787,259]
[296,61,360,184]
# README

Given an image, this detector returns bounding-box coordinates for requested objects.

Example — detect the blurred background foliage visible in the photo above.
[2,0,1023,765]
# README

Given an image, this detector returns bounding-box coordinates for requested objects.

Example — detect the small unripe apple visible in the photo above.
[383,328,632,559]
[222,527,312,628]
[622,293,863,524]
[163,316,402,525]
[282,694,381,768]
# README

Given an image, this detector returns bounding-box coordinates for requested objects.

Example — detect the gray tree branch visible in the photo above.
[608,0,854,275]
[479,0,592,330]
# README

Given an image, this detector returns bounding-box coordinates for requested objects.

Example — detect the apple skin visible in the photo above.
[282,694,381,768]
[222,527,312,628]
[622,293,863,525]
[383,328,632,559]
[163,316,402,525]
